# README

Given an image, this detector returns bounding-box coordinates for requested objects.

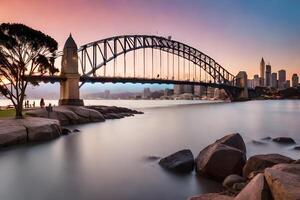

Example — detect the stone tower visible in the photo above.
[59,34,84,106]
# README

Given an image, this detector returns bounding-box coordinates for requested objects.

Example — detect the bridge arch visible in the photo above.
[78,35,235,85]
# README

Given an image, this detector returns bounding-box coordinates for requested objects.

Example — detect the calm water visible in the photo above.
[0,100,299,200]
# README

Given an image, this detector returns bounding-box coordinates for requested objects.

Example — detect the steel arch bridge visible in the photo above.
[77,35,235,86]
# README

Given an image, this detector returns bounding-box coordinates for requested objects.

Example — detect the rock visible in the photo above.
[188,193,233,200]
[223,174,246,188]
[195,134,247,181]
[61,127,71,135]
[0,121,27,147]
[243,154,294,178]
[232,182,247,191]
[261,136,272,140]
[264,164,300,200]
[235,173,272,200]
[293,160,300,164]
[272,137,296,144]
[293,146,300,150]
[159,149,194,173]
[215,133,246,153]
[144,155,161,161]
[25,118,61,142]
[196,143,246,181]
[251,140,266,145]
[73,129,80,133]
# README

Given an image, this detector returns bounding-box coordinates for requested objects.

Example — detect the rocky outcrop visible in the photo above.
[264,164,300,200]
[0,117,61,147]
[159,149,194,173]
[26,105,143,126]
[195,134,247,181]
[188,193,233,200]
[272,137,296,144]
[243,154,294,178]
[234,173,272,200]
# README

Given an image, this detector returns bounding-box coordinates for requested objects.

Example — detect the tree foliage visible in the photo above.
[0,23,58,118]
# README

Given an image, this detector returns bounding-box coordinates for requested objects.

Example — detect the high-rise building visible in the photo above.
[164,88,173,96]
[265,64,271,87]
[104,90,110,99]
[286,80,291,88]
[271,73,278,88]
[292,74,299,87]
[260,57,265,86]
[253,74,260,88]
[278,70,286,89]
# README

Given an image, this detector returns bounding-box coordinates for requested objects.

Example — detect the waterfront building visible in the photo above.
[265,64,271,87]
[104,90,110,99]
[194,85,206,97]
[173,84,184,95]
[164,88,174,96]
[253,74,260,88]
[143,88,151,99]
[183,85,193,94]
[278,70,286,89]
[271,73,278,88]
[247,79,254,89]
[260,57,265,86]
[292,74,299,87]
[286,80,291,88]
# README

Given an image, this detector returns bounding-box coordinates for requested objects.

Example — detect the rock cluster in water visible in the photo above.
[158,133,300,200]
[0,105,143,148]
[26,105,143,126]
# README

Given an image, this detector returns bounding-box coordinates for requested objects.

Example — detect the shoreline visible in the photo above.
[0,105,143,148]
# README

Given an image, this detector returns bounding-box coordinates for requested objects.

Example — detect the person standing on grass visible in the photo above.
[40,98,45,108]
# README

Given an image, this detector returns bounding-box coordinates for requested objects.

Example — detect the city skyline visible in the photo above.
[1,0,300,81]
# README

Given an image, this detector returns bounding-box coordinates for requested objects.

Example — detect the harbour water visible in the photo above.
[0,100,299,200]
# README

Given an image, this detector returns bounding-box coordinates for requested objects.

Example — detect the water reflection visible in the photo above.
[0,100,299,200]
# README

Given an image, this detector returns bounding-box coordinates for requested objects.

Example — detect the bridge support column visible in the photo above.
[59,34,84,106]
[234,71,249,101]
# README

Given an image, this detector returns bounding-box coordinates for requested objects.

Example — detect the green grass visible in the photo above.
[0,109,16,118]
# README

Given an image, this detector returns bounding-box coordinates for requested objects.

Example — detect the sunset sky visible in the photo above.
[1,0,300,82]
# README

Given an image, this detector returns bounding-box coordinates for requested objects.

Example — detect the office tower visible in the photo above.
[278,70,286,89]
[265,64,271,87]
[194,85,205,97]
[292,74,299,87]
[183,85,193,93]
[253,74,260,88]
[260,57,265,86]
[271,73,278,88]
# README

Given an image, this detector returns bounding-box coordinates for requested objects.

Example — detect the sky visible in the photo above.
[1,0,300,92]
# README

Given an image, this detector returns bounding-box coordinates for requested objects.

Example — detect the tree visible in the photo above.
[0,23,58,118]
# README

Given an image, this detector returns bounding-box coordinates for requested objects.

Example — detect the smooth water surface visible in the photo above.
[0,100,299,200]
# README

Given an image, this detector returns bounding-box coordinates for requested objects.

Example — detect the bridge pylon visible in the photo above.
[59,34,84,106]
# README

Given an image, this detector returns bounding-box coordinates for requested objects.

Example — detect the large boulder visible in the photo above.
[188,193,233,200]
[159,149,194,173]
[272,137,296,144]
[264,164,300,200]
[25,117,61,142]
[243,154,294,178]
[223,174,246,188]
[196,134,247,181]
[234,173,272,200]
[215,133,246,153]
[0,120,27,147]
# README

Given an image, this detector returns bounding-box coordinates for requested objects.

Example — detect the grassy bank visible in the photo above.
[0,109,16,118]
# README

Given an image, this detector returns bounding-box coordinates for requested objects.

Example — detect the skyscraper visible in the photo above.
[292,74,299,87]
[253,74,260,88]
[278,70,286,89]
[265,64,271,87]
[271,73,277,88]
[260,57,265,86]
